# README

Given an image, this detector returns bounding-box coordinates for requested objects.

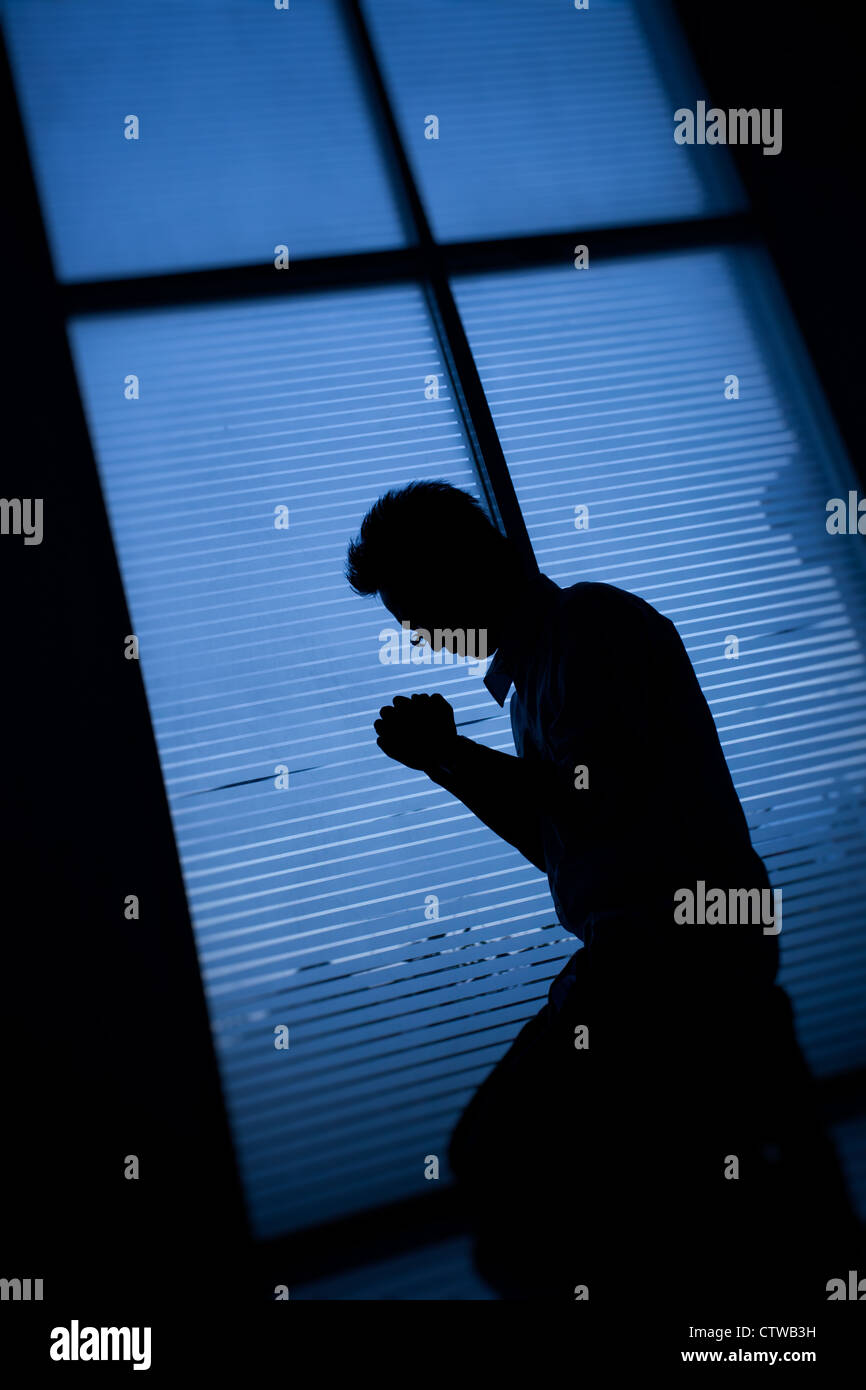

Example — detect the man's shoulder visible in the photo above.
[557,580,672,632]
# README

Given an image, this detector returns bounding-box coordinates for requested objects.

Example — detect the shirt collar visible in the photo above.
[483,572,561,707]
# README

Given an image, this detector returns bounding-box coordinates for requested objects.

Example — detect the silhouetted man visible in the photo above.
[347,481,859,1308]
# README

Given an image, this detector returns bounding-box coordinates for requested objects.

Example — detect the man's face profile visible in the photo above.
[380,576,486,654]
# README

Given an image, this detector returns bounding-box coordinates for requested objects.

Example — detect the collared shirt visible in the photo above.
[483,573,773,953]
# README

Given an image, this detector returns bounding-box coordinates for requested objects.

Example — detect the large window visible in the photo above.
[4,0,408,278]
[67,286,566,1237]
[6,0,866,1253]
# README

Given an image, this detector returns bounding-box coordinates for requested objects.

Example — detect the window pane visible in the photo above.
[453,246,866,1079]
[3,0,408,281]
[362,0,745,242]
[67,285,571,1238]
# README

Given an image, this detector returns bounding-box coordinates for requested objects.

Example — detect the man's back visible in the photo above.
[507,578,775,978]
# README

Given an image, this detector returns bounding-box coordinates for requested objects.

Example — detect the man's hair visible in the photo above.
[346,480,515,597]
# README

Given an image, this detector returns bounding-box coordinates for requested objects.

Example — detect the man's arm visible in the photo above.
[373,694,578,873]
[427,735,550,872]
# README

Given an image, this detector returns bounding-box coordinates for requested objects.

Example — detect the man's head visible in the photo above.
[346,481,523,651]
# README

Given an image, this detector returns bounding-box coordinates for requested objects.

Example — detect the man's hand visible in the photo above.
[374,693,458,772]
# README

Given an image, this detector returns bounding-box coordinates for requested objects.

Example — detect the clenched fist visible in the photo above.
[374,693,458,772]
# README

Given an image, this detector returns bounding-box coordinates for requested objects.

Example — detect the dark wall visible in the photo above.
[673,0,865,482]
[0,31,248,1332]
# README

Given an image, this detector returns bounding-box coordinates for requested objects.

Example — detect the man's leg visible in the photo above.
[449,949,596,1299]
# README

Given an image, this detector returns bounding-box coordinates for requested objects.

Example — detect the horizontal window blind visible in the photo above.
[67,284,574,1239]
[361,0,745,243]
[453,246,866,1078]
[3,0,408,281]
